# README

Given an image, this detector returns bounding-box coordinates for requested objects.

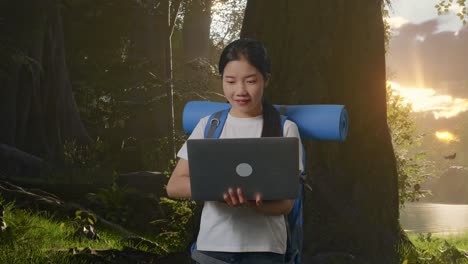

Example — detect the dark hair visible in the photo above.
[218,38,282,137]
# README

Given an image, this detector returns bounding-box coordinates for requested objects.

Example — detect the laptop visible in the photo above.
[187,137,300,201]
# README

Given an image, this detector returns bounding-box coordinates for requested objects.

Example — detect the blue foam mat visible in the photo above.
[182,101,348,141]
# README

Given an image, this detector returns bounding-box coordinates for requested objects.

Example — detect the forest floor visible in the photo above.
[2,206,468,263]
[0,197,189,264]
[2,180,468,264]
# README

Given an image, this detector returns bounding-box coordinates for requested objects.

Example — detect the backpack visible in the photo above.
[190,108,306,264]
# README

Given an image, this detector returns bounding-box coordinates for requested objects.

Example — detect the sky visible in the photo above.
[387,0,468,119]
[388,0,464,32]
[210,1,468,120]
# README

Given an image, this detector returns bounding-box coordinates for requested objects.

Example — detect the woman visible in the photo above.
[166,38,303,264]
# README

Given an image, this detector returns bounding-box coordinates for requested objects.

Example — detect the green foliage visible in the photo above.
[60,0,227,178]
[400,233,468,263]
[93,183,131,225]
[163,158,178,178]
[73,210,98,227]
[150,159,196,253]
[62,0,176,173]
[387,85,433,207]
[63,138,106,169]
[382,1,392,53]
[52,137,116,185]
[72,210,99,241]
[151,197,195,253]
[141,134,188,172]
[436,0,467,25]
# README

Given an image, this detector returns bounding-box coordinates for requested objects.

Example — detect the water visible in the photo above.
[400,202,468,235]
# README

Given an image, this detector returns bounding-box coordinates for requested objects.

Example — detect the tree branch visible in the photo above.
[169,0,183,37]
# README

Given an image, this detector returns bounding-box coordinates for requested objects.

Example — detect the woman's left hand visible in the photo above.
[223,187,262,207]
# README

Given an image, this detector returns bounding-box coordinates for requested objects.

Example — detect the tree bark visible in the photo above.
[127,0,182,159]
[0,0,90,167]
[182,0,212,61]
[128,1,167,71]
[242,0,399,263]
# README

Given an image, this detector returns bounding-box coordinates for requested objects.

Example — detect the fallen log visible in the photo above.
[0,180,132,236]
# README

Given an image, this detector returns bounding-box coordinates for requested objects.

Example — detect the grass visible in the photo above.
[0,200,157,264]
[3,194,467,264]
[409,232,468,251]
[401,232,468,263]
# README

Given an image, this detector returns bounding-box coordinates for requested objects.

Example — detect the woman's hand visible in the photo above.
[222,187,294,215]
[223,187,262,207]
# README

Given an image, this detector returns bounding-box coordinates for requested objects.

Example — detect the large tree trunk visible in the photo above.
[0,0,90,168]
[182,0,212,61]
[242,0,399,263]
[129,2,167,72]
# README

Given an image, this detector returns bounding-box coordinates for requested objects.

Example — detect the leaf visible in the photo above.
[90,214,97,223]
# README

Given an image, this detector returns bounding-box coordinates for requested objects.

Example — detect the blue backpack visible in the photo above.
[190,108,306,264]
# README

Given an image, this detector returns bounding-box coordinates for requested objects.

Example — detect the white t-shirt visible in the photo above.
[177,113,303,254]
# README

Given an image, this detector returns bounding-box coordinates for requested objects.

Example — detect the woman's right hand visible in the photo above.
[223,187,262,207]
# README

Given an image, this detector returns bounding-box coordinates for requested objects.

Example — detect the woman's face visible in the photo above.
[222,56,266,118]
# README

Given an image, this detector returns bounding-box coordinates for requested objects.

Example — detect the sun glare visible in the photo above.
[386,16,408,29]
[387,81,468,119]
[435,131,459,143]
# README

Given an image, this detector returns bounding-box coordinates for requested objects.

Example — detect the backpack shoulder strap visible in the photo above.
[204,109,229,139]
[281,112,305,264]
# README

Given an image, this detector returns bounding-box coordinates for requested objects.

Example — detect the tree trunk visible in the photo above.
[127,0,182,159]
[0,0,90,167]
[182,0,212,61]
[129,2,167,71]
[242,0,399,263]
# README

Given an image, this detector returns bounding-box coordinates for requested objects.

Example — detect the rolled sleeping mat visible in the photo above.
[182,101,348,141]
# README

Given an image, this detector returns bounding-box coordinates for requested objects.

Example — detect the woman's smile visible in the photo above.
[234,98,251,106]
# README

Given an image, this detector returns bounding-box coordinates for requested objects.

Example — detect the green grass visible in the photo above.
[401,232,468,264]
[0,201,137,263]
[409,232,468,251]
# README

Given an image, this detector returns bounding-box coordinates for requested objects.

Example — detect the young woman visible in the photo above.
[166,38,303,264]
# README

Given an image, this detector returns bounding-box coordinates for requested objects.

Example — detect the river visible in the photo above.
[400,202,468,235]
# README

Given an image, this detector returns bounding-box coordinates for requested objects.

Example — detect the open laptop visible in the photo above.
[187,137,300,201]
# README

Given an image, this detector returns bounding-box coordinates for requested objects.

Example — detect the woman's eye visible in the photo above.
[247,80,256,84]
